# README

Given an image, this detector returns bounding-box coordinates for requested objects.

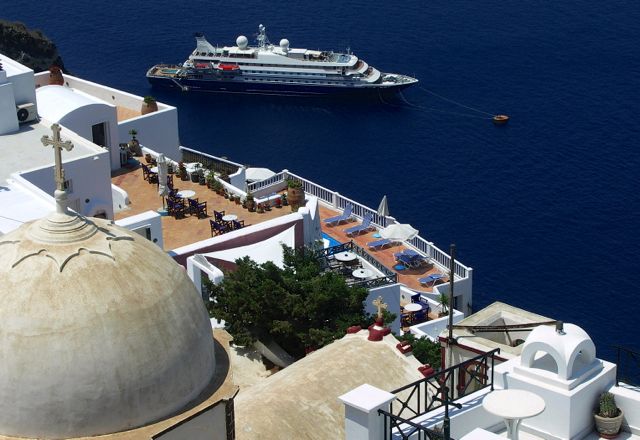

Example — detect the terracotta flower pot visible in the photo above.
[141,100,158,115]
[49,66,64,86]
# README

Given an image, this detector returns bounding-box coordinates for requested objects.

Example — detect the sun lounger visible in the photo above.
[418,274,446,286]
[323,204,354,225]
[367,238,394,250]
[344,213,374,236]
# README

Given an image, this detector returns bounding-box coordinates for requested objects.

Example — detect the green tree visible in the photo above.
[397,333,442,370]
[205,245,370,358]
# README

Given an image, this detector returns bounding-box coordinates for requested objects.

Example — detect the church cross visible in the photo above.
[372,296,388,319]
[41,123,74,191]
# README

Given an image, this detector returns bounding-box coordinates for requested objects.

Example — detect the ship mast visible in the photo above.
[256,24,270,49]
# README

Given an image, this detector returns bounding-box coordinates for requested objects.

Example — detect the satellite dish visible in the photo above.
[236,35,249,49]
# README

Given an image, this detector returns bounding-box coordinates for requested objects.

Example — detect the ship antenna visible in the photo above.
[257,24,270,49]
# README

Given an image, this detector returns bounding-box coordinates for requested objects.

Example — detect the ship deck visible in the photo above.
[112,163,447,295]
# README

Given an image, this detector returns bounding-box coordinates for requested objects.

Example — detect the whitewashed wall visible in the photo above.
[18,150,113,219]
[115,211,163,249]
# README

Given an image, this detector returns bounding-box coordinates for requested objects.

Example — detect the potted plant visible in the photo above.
[286,178,305,212]
[212,179,223,194]
[281,193,288,206]
[245,192,255,211]
[128,129,142,156]
[275,197,282,209]
[206,172,216,189]
[256,203,264,214]
[438,292,449,317]
[220,172,230,183]
[178,162,188,181]
[198,171,206,185]
[141,96,158,115]
[49,65,64,86]
[595,392,624,438]
[234,195,241,205]
[191,167,201,183]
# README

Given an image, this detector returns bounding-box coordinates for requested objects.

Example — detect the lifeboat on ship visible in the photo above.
[217,63,240,71]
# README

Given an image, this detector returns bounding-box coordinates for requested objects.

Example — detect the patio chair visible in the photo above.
[367,238,394,250]
[344,213,374,237]
[214,210,225,222]
[418,274,446,286]
[210,220,228,236]
[188,198,207,218]
[323,204,354,226]
[148,171,158,185]
[167,199,185,219]
[141,164,150,181]
[232,219,245,230]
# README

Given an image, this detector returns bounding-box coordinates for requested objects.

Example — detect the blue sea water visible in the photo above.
[4,1,639,360]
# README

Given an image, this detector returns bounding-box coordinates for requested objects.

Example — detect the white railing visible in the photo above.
[407,236,469,279]
[286,171,335,205]
[246,170,287,193]
[335,193,389,228]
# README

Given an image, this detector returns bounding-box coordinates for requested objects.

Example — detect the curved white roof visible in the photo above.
[36,85,111,123]
[520,323,596,380]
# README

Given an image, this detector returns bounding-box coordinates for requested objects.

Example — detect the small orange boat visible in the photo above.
[493,114,510,124]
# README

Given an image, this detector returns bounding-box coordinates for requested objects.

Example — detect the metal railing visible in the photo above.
[381,348,501,440]
[615,346,640,387]
[316,241,398,288]
[246,170,287,193]
[379,410,445,440]
[180,146,242,176]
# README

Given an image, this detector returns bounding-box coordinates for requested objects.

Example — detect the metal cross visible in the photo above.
[41,123,74,191]
[372,296,388,319]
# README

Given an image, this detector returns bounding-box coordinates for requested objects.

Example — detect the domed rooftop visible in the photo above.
[0,205,216,438]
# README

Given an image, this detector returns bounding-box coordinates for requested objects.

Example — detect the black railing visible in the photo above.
[181,149,240,176]
[379,410,446,440]
[316,241,398,288]
[380,348,501,440]
[615,346,640,387]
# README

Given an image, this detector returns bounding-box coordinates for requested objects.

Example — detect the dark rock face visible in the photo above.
[0,19,67,73]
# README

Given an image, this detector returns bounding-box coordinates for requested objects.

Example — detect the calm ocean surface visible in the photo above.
[5,1,639,360]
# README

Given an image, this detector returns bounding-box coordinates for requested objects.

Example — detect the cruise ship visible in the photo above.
[146,24,418,96]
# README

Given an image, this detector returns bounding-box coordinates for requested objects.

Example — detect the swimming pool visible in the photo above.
[161,68,180,74]
[322,232,341,248]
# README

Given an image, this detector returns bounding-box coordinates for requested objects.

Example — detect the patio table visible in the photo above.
[176,190,195,199]
[222,214,238,222]
[334,252,357,263]
[352,268,372,279]
[404,303,423,313]
[482,390,545,440]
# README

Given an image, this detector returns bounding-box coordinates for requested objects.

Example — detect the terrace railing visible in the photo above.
[246,167,470,280]
[615,346,640,387]
[380,348,501,440]
[180,146,242,176]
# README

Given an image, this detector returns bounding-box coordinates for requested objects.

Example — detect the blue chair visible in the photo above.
[323,204,354,225]
[344,213,374,236]
[367,238,394,250]
[418,274,446,286]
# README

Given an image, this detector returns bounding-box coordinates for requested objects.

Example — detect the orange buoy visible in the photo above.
[493,114,510,124]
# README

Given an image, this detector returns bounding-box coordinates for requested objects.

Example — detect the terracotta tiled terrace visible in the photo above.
[112,161,290,250]
[116,106,141,122]
[318,204,449,295]
[112,163,451,295]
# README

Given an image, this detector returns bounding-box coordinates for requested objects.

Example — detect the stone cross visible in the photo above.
[372,296,388,319]
[41,123,74,192]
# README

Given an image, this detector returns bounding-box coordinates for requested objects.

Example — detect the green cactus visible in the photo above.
[598,392,619,418]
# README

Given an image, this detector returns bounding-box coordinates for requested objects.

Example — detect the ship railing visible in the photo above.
[243,168,470,280]
[179,146,243,176]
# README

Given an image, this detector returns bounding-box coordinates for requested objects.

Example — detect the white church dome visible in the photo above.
[0,213,216,438]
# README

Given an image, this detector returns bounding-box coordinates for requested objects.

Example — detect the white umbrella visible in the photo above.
[380,223,418,241]
[157,154,169,199]
[377,195,389,217]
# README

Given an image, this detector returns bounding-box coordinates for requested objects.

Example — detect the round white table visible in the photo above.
[404,303,423,313]
[150,166,158,173]
[176,190,195,199]
[482,390,545,440]
[352,268,372,279]
[334,251,357,262]
[222,214,238,222]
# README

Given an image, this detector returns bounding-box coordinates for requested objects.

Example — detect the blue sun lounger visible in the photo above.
[367,238,393,250]
[323,204,354,225]
[418,274,446,286]
[344,213,374,236]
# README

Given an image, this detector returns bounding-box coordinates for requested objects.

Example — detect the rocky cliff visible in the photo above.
[0,19,67,73]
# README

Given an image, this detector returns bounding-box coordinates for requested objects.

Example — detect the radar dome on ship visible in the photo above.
[280,38,290,48]
[236,35,248,49]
